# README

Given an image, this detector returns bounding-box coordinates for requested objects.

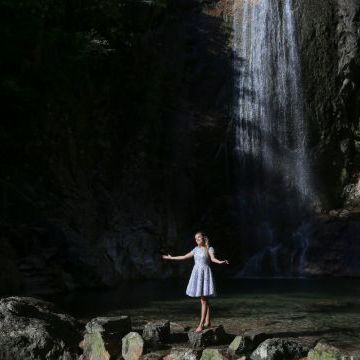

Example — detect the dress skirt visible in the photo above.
[186,264,216,297]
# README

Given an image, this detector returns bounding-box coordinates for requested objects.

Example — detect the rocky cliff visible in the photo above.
[293,0,360,276]
[294,0,360,208]
[0,0,235,294]
[1,0,359,294]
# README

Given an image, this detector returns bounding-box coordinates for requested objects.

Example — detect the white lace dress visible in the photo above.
[186,246,216,297]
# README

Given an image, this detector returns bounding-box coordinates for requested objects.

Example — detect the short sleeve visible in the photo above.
[209,247,214,255]
[191,247,197,255]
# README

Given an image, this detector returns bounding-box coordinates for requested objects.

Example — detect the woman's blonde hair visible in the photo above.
[196,231,210,257]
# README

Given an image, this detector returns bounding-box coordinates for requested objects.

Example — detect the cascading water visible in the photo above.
[232,0,314,277]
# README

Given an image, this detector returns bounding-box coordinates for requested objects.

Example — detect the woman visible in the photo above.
[162,231,229,332]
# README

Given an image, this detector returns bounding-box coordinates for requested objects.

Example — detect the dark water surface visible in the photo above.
[45,278,360,318]
[43,278,360,352]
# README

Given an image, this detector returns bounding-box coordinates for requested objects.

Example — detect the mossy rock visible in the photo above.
[188,325,228,348]
[143,320,170,345]
[80,332,110,360]
[80,316,132,359]
[164,347,202,360]
[250,338,308,360]
[229,331,270,355]
[308,342,343,360]
[200,349,227,360]
[122,332,145,360]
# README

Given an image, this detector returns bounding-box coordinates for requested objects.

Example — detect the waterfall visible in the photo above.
[232,0,314,277]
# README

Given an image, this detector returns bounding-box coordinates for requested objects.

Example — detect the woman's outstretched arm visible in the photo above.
[209,251,229,265]
[162,251,194,261]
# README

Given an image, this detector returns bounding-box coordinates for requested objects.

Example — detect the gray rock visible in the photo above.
[143,320,170,344]
[164,347,202,360]
[142,352,165,360]
[229,331,270,355]
[188,325,228,348]
[85,315,131,334]
[294,0,360,216]
[122,332,145,360]
[170,322,187,333]
[308,342,360,360]
[308,342,342,360]
[200,349,228,360]
[0,296,81,360]
[80,316,132,360]
[344,179,360,207]
[250,338,308,360]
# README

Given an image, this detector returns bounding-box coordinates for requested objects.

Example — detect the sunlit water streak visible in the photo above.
[232,0,314,276]
[233,0,312,196]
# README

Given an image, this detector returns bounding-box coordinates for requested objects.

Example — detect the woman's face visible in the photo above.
[195,233,204,246]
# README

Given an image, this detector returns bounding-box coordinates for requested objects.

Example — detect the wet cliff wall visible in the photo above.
[1,0,360,294]
[0,0,234,294]
[294,0,360,209]
[293,0,360,276]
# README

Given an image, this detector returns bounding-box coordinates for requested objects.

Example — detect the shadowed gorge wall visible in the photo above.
[0,0,235,294]
[1,0,360,294]
[295,0,360,208]
[293,0,360,276]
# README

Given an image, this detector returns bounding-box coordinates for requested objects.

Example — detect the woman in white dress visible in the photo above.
[162,231,229,332]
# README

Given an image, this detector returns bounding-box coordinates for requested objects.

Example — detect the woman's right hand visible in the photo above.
[162,254,172,260]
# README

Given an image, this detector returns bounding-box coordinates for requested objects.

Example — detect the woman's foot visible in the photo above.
[195,324,204,333]
[203,322,211,328]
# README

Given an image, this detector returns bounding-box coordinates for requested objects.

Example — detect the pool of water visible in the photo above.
[46,278,360,353]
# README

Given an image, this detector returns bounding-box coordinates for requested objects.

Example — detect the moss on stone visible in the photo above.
[308,343,342,360]
[82,333,110,360]
[200,349,225,360]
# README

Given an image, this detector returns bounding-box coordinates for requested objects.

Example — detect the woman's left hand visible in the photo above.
[222,260,229,265]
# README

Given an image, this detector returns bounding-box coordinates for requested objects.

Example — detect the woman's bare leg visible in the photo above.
[204,301,211,327]
[195,296,208,332]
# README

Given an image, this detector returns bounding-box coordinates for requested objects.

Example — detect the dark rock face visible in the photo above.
[0,296,82,360]
[291,0,360,276]
[0,0,234,294]
[294,0,360,208]
[1,0,360,294]
[304,210,360,276]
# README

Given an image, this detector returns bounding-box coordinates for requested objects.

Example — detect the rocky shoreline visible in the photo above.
[1,296,359,360]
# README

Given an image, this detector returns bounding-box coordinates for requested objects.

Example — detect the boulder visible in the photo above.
[169,322,189,343]
[79,316,131,360]
[143,320,171,345]
[79,333,110,360]
[122,332,145,360]
[229,331,271,355]
[200,349,229,360]
[142,352,164,360]
[164,347,202,360]
[170,322,188,333]
[0,296,81,360]
[188,326,228,348]
[307,342,341,360]
[307,342,360,360]
[250,338,308,360]
[85,316,131,334]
